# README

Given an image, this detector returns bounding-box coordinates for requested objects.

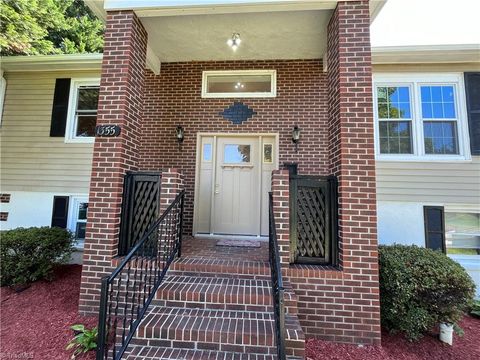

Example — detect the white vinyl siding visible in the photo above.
[376,158,480,204]
[0,71,98,193]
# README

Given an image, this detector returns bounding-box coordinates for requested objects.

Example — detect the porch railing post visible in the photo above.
[178,191,185,258]
[278,287,286,359]
[96,276,109,360]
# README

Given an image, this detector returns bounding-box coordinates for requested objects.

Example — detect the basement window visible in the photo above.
[68,196,89,247]
[202,70,276,98]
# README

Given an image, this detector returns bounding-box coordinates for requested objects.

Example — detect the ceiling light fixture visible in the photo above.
[227,33,241,51]
[234,82,245,89]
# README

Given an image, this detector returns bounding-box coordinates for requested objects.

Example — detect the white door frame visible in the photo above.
[193,132,279,236]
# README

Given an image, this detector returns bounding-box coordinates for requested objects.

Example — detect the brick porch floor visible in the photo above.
[181,236,269,261]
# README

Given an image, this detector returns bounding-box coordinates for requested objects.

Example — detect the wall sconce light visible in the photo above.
[176,125,184,145]
[292,125,300,152]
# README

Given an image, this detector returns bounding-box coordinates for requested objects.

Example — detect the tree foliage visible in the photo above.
[0,0,104,56]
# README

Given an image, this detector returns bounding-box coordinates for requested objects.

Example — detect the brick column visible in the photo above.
[271,170,290,271]
[159,169,185,213]
[326,1,381,343]
[79,11,148,315]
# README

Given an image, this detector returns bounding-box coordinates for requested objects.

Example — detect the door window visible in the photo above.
[224,144,251,163]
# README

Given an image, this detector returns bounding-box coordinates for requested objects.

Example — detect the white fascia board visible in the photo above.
[372,44,480,64]
[104,0,342,17]
[84,0,106,21]
[370,0,387,22]
[0,53,103,72]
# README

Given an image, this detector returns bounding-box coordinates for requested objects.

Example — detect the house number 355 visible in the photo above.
[95,125,121,137]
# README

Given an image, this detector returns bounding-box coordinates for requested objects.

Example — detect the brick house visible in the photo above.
[1,0,479,359]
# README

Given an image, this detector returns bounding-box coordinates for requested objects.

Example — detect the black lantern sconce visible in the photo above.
[292,125,301,152]
[176,125,184,148]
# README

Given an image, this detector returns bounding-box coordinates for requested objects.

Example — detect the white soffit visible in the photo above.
[142,10,332,62]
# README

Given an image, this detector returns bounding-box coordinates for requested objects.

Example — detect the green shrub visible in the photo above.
[471,300,480,318]
[0,227,74,287]
[379,244,476,341]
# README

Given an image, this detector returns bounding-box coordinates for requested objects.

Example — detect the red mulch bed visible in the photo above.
[0,265,96,360]
[307,316,480,360]
[2,266,479,360]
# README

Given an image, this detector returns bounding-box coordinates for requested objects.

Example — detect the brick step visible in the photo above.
[171,257,271,278]
[135,306,277,354]
[125,346,278,360]
[285,314,305,358]
[154,275,273,311]
[283,285,299,315]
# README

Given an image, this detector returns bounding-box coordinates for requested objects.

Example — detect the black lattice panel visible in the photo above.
[290,176,335,264]
[119,172,162,255]
[296,186,327,258]
[131,180,160,246]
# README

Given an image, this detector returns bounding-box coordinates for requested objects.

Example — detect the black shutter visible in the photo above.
[465,72,480,155]
[424,206,445,253]
[51,196,69,229]
[49,78,71,137]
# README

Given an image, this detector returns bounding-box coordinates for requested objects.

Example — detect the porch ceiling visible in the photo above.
[86,0,387,72]
[141,10,332,62]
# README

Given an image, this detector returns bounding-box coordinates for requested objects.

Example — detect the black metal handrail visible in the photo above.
[96,190,185,360]
[268,192,286,360]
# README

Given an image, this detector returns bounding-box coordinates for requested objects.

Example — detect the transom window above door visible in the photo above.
[202,70,276,98]
[65,79,100,143]
[374,74,470,161]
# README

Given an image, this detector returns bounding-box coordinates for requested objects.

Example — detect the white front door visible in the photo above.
[212,137,260,235]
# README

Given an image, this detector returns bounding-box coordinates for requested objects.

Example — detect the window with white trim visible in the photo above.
[65,79,100,142]
[374,74,470,160]
[202,70,276,98]
[377,86,413,154]
[68,197,88,246]
[445,212,480,256]
[420,85,458,155]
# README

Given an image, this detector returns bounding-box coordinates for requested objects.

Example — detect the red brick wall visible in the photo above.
[271,1,380,345]
[79,11,148,315]
[79,1,380,344]
[139,60,330,233]
[326,1,380,344]
[271,170,291,270]
[159,169,185,213]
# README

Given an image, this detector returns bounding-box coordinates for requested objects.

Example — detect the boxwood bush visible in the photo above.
[379,244,475,340]
[0,227,74,287]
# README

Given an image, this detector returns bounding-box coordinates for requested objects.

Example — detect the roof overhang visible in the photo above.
[0,53,103,72]
[3,43,477,73]
[372,44,480,65]
[87,0,385,20]
[85,0,386,72]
